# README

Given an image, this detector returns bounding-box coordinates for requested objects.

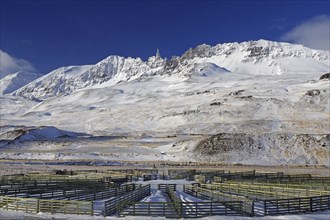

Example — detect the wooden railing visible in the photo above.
[62,184,136,201]
[201,183,330,199]
[261,195,330,215]
[1,180,117,199]
[0,196,93,215]
[226,180,330,191]
[104,184,150,216]
[166,185,182,217]
[0,179,111,193]
[118,201,244,218]
[143,174,157,181]
[158,184,176,192]
[184,184,254,216]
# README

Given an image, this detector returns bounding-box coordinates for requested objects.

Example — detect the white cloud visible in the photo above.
[0,50,37,78]
[281,15,330,51]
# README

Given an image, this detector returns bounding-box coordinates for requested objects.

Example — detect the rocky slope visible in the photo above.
[192,133,329,165]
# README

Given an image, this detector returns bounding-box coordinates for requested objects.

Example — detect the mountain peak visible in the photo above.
[0,71,42,95]
[12,39,330,100]
[156,48,161,58]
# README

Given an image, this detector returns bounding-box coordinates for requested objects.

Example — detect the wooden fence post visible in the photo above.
[251,201,254,217]
[91,201,94,216]
[77,201,80,215]
[181,202,184,218]
[104,201,107,217]
[210,201,213,216]
[148,203,151,216]
[6,197,9,210]
[37,199,40,213]
[117,202,121,217]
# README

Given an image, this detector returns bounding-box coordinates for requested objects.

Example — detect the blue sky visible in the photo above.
[0,0,329,75]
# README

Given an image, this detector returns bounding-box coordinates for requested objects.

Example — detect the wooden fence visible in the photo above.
[261,195,330,215]
[0,184,140,216]
[118,201,244,218]
[158,184,176,192]
[168,169,196,180]
[1,180,118,199]
[119,183,245,218]
[64,184,136,201]
[226,180,330,191]
[166,184,182,216]
[0,172,127,185]
[1,179,111,192]
[1,184,110,198]
[197,183,330,216]
[183,184,254,216]
[0,195,93,215]
[118,184,245,218]
[201,183,330,199]
[118,202,179,218]
[246,176,330,184]
[143,174,157,181]
[104,184,150,216]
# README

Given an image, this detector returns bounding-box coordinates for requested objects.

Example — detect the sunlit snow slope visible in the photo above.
[0,71,42,95]
[1,40,329,165]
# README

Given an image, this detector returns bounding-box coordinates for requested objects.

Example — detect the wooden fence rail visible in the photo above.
[201,183,330,199]
[261,195,330,215]
[213,172,330,183]
[1,184,109,197]
[104,184,150,216]
[1,179,111,192]
[118,201,245,218]
[158,184,176,192]
[0,195,93,215]
[166,185,182,217]
[183,184,254,216]
[0,173,127,185]
[226,180,330,191]
[38,199,93,215]
[0,196,38,213]
[27,184,136,201]
[249,177,330,184]
[66,184,136,201]
[1,181,118,199]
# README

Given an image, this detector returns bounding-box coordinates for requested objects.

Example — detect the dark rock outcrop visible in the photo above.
[305,89,321,96]
[320,73,330,80]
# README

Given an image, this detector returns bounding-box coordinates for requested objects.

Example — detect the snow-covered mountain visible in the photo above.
[179,39,328,75]
[0,71,42,95]
[1,39,329,165]
[13,65,93,100]
[13,39,329,100]
[14,56,165,100]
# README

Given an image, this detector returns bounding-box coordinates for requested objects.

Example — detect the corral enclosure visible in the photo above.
[1,168,330,218]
